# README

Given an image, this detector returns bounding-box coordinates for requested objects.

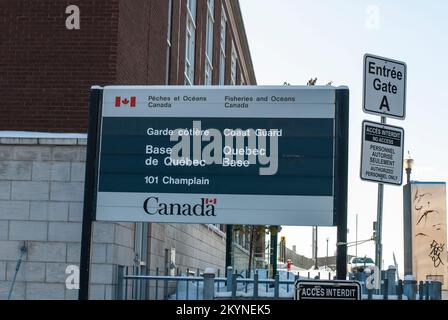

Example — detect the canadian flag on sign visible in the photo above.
[115,96,136,107]
[205,198,217,205]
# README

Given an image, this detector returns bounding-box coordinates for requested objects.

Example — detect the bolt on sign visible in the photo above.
[92,86,349,226]
[363,54,407,120]
[360,120,404,186]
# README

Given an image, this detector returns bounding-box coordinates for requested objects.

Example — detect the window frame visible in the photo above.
[218,6,227,85]
[230,41,237,85]
[204,0,215,85]
[184,0,197,85]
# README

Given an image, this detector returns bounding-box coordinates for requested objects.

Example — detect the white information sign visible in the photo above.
[93,86,349,226]
[360,120,404,186]
[363,54,407,119]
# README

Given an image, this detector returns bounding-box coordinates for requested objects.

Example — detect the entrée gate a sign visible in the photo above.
[363,54,407,120]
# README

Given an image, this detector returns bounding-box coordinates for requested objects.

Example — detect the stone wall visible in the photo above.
[0,136,135,300]
[146,223,227,299]
[148,223,226,275]
[0,134,229,300]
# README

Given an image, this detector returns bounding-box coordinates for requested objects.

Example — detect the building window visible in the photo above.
[166,0,173,84]
[219,6,227,85]
[204,0,214,85]
[185,0,197,85]
[230,41,237,85]
[240,72,245,85]
[212,224,226,233]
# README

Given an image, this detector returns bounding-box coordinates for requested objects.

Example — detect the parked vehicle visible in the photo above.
[347,257,375,273]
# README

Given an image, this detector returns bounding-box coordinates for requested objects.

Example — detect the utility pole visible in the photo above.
[79,87,102,300]
[312,226,318,269]
[375,117,386,273]
[403,152,414,276]
[270,227,278,278]
[355,214,358,258]
[225,225,233,271]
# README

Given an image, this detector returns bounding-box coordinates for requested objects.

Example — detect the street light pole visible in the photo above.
[403,152,414,276]
[404,151,414,184]
[313,226,318,269]
[326,238,329,268]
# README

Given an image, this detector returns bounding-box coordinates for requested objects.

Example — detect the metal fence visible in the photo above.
[116,266,443,300]
[350,269,443,300]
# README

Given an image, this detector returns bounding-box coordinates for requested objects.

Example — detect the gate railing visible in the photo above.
[116,266,443,300]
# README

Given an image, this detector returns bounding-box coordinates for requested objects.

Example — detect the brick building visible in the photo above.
[0,0,255,131]
[0,0,260,299]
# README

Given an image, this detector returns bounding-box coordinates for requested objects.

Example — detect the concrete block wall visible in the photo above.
[233,245,250,274]
[1,135,233,300]
[0,137,136,300]
[146,223,227,300]
[148,223,226,276]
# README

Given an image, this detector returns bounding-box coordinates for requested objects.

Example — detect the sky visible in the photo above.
[240,0,448,273]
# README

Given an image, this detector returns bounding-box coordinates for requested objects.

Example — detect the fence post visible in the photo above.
[433,281,442,300]
[419,281,424,300]
[226,266,233,292]
[367,288,373,300]
[424,281,429,300]
[274,273,279,299]
[380,271,386,296]
[203,268,216,300]
[396,279,403,300]
[425,281,430,300]
[231,273,237,300]
[360,271,366,294]
[165,266,171,300]
[145,266,149,300]
[403,275,416,300]
[116,265,124,300]
[186,269,190,301]
[386,265,396,295]
[253,272,259,299]
[428,281,433,300]
[125,266,129,300]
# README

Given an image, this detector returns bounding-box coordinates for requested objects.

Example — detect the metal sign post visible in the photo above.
[375,116,385,273]
[375,118,385,273]
[360,117,405,272]
[362,54,407,274]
